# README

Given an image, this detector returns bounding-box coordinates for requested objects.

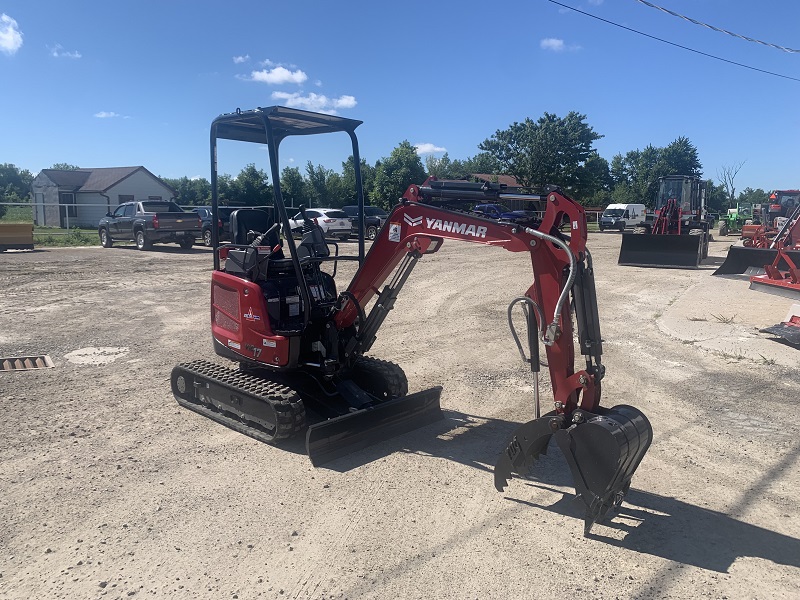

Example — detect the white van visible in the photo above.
[598,203,647,231]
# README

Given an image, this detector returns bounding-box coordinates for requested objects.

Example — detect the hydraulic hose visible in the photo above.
[523,226,577,346]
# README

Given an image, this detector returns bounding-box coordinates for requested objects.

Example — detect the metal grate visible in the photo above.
[0,355,55,371]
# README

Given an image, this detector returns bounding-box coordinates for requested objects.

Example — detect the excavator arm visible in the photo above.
[330,183,651,535]
[335,187,601,416]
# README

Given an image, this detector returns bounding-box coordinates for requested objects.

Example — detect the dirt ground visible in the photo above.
[1,233,798,600]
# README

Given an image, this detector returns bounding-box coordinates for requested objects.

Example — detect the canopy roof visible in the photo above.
[211,106,362,145]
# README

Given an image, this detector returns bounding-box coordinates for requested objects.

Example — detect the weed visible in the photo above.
[687,316,708,322]
[711,313,736,324]
[759,354,776,365]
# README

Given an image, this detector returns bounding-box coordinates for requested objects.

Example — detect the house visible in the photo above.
[30,166,176,228]
[470,173,523,190]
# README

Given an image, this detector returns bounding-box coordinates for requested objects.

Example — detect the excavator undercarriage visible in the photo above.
[171,106,654,535]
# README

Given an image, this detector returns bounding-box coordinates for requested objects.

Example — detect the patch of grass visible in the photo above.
[759,354,776,365]
[717,349,747,361]
[687,316,708,322]
[0,205,34,223]
[711,313,736,324]
[653,312,662,319]
[35,227,98,247]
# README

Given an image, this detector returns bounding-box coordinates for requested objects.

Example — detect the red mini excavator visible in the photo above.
[171,106,653,535]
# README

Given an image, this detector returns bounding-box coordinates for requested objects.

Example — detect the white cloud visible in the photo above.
[270,92,356,114]
[414,143,447,155]
[247,66,308,84]
[314,79,323,87]
[233,54,249,64]
[0,13,23,55]
[49,43,81,59]
[540,38,581,52]
[588,0,604,5]
[94,111,120,118]
[540,38,565,51]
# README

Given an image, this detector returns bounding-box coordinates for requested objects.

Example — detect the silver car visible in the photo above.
[287,208,352,241]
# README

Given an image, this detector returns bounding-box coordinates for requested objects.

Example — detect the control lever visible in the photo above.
[249,222,280,248]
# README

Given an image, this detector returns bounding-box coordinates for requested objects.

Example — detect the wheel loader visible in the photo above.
[171,106,653,535]
[618,175,711,268]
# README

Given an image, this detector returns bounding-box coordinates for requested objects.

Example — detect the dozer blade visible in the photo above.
[306,386,443,466]
[714,246,800,275]
[618,233,701,268]
[494,405,652,536]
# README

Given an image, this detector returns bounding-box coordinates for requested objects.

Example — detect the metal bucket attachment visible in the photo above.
[714,247,800,276]
[618,233,701,268]
[495,405,652,536]
[494,413,565,492]
[306,386,443,466]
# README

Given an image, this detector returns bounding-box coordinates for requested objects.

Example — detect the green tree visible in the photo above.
[342,156,376,202]
[370,141,426,209]
[217,174,235,205]
[279,166,309,210]
[737,187,769,206]
[610,138,703,208]
[459,153,501,178]
[304,162,335,208]
[478,112,603,197]
[50,163,81,170]
[0,163,34,218]
[233,164,272,206]
[706,181,728,213]
[161,176,211,206]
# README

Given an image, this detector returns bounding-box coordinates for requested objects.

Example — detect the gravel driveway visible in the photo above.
[1,234,798,599]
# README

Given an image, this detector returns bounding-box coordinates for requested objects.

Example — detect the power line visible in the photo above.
[636,0,800,54]
[545,0,800,83]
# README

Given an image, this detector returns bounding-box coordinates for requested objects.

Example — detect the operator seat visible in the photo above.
[229,208,279,248]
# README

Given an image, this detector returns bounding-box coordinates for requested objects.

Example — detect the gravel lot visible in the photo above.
[1,233,798,600]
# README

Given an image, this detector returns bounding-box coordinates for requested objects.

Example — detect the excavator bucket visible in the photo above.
[306,386,444,466]
[495,405,652,535]
[714,247,800,275]
[618,233,702,268]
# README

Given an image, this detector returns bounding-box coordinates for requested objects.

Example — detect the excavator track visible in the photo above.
[171,359,305,444]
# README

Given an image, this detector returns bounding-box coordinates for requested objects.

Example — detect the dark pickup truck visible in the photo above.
[98,201,202,250]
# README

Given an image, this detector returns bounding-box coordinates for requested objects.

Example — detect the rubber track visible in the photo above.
[351,357,409,399]
[173,359,305,443]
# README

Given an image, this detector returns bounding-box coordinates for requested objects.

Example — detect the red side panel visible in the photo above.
[211,271,291,366]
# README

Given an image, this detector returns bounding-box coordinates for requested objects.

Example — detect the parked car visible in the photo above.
[192,206,274,246]
[473,203,535,221]
[342,205,389,240]
[99,200,202,250]
[191,206,247,246]
[287,208,351,241]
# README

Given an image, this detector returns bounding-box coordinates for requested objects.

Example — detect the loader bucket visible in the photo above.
[713,246,800,275]
[306,386,443,466]
[618,233,702,268]
[495,405,652,536]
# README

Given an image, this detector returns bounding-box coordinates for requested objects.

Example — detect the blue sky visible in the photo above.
[2,0,799,193]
